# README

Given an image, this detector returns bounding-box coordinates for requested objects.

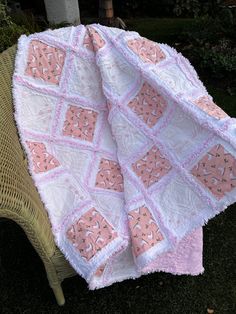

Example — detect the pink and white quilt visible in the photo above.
[12,24,236,289]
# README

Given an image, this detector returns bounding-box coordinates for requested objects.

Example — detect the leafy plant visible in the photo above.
[173,0,201,17]
[0,1,28,52]
[0,0,45,52]
[198,40,236,74]
[173,0,235,22]
[0,0,9,25]
[178,15,236,86]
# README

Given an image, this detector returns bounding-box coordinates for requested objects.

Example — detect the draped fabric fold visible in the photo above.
[12,24,236,289]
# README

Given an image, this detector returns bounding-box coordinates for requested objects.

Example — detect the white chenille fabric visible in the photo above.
[12,24,236,290]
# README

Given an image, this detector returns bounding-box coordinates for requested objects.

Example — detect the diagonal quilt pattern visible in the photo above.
[13,24,236,290]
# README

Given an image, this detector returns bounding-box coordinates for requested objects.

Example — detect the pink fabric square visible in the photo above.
[95,158,124,192]
[26,141,60,173]
[143,227,203,275]
[193,95,228,119]
[85,27,105,51]
[128,82,167,127]
[191,144,236,199]
[132,146,172,188]
[62,105,98,142]
[127,38,166,64]
[66,207,118,261]
[83,31,94,51]
[95,263,106,277]
[25,40,65,85]
[128,206,164,257]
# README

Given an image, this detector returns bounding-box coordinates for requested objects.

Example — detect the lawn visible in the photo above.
[0,18,235,314]
[126,17,194,44]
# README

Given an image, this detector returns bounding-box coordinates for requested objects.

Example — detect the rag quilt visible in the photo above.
[12,24,236,290]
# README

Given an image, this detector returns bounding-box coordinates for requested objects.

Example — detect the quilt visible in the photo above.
[12,24,236,290]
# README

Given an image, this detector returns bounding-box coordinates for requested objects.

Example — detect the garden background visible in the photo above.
[0,0,235,313]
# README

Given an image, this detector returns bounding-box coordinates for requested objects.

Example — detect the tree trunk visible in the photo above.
[99,0,114,25]
[99,0,126,29]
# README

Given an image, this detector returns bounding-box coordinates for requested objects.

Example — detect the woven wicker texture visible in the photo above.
[0,45,77,306]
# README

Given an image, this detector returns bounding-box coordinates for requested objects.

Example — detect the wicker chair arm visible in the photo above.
[0,45,56,258]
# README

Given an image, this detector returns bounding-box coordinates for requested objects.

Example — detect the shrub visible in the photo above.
[173,0,201,17]
[0,1,27,52]
[178,15,236,84]
[0,0,45,52]
[199,39,236,75]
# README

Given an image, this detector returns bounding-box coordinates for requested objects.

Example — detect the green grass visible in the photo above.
[0,18,235,313]
[126,18,194,44]
[0,206,235,313]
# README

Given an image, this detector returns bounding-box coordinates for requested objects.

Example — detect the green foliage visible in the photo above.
[173,0,201,17]
[179,15,236,83]
[0,1,26,52]
[126,17,193,44]
[0,0,10,26]
[0,23,28,52]
[0,0,44,52]
[199,39,236,74]
[11,11,44,34]
[173,0,236,21]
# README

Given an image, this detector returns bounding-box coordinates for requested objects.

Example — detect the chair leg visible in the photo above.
[50,283,65,306]
[45,263,66,306]
[0,213,67,305]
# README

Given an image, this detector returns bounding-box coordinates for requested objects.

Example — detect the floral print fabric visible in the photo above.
[192,144,236,199]
[84,26,105,51]
[66,207,118,261]
[26,141,60,173]
[132,146,172,188]
[128,82,167,128]
[62,105,98,142]
[128,206,164,257]
[25,40,65,85]
[193,95,228,120]
[127,38,166,64]
[95,158,124,192]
